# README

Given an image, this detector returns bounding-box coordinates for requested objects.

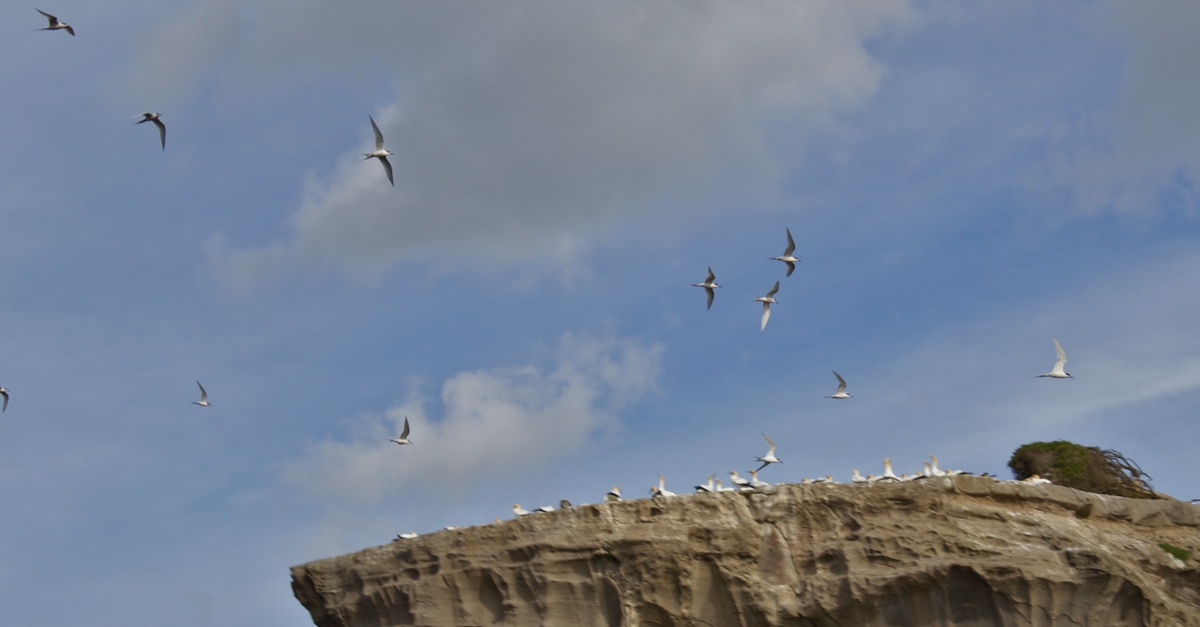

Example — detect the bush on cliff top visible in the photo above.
[1008,441,1159,499]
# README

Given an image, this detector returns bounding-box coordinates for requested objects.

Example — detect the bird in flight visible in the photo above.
[388,417,414,445]
[36,9,74,36]
[134,113,166,150]
[770,228,800,277]
[0,386,8,412]
[826,370,852,399]
[692,267,720,310]
[1036,337,1072,379]
[754,434,781,472]
[193,381,211,406]
[363,116,394,186]
[755,281,780,331]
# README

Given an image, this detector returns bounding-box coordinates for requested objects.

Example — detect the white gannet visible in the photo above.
[851,469,868,484]
[396,532,418,540]
[651,474,676,497]
[36,9,74,36]
[755,281,780,331]
[729,470,752,490]
[192,381,211,407]
[134,113,166,150]
[1026,474,1052,485]
[363,116,394,186]
[1036,337,1072,379]
[693,267,720,310]
[813,475,835,484]
[715,479,737,492]
[826,370,852,399]
[871,458,899,482]
[748,470,769,489]
[0,386,7,412]
[694,475,715,493]
[770,228,800,277]
[533,505,556,513]
[754,433,781,472]
[513,504,532,517]
[605,486,622,502]
[929,455,946,477]
[388,417,414,445]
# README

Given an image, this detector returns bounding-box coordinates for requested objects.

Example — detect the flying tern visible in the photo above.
[755,281,780,331]
[0,386,8,412]
[692,267,720,310]
[1036,337,1072,379]
[754,433,781,472]
[388,417,414,445]
[134,113,166,150]
[363,116,394,186]
[192,381,211,407]
[36,9,74,36]
[770,228,800,277]
[826,370,851,399]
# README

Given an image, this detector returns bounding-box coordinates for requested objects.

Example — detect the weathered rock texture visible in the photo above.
[292,476,1200,626]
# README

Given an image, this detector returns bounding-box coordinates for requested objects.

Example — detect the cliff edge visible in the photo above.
[292,476,1200,626]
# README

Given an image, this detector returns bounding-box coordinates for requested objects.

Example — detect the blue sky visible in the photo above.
[3,1,1200,625]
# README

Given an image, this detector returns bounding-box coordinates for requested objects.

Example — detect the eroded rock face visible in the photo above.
[292,476,1200,626]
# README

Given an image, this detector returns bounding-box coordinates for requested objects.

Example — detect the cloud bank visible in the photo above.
[131,0,917,283]
[284,333,662,504]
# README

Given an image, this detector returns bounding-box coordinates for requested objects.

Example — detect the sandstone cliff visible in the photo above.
[292,475,1200,626]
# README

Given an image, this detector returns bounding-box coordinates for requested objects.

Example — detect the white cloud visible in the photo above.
[283,333,662,504]
[131,0,917,283]
[1041,0,1200,215]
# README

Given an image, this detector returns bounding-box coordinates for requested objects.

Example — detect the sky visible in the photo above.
[2,1,1200,625]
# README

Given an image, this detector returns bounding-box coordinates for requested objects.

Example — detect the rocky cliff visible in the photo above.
[291,475,1200,626]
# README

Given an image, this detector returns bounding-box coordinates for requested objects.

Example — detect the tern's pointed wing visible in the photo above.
[705,287,714,310]
[379,155,394,186]
[369,116,385,150]
[152,118,166,149]
[1050,337,1068,374]
[783,228,795,256]
[196,381,207,402]
[705,267,716,283]
[765,280,780,298]
[400,417,410,440]
[785,261,795,277]
[832,370,847,393]
[37,9,57,25]
[760,301,771,331]
[64,25,74,36]
[763,433,775,455]
[1,391,8,412]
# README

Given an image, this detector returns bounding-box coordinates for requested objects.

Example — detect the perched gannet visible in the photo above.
[396,532,418,540]
[495,518,503,524]
[929,455,946,477]
[192,381,211,407]
[1036,337,1072,379]
[729,471,752,490]
[755,433,781,472]
[826,370,852,399]
[851,469,868,484]
[533,505,556,513]
[695,475,715,493]
[1026,475,1052,485]
[748,470,769,489]
[693,267,720,310]
[755,281,780,331]
[388,417,414,445]
[0,386,8,412]
[36,9,74,36]
[513,504,532,517]
[770,228,800,277]
[444,526,459,530]
[651,474,677,497]
[134,113,166,150]
[871,458,899,482]
[605,486,622,502]
[715,479,737,492]
[363,116,394,186]
[813,475,834,484]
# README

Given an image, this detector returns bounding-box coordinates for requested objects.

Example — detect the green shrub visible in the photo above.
[1159,543,1192,562]
[1008,441,1158,499]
